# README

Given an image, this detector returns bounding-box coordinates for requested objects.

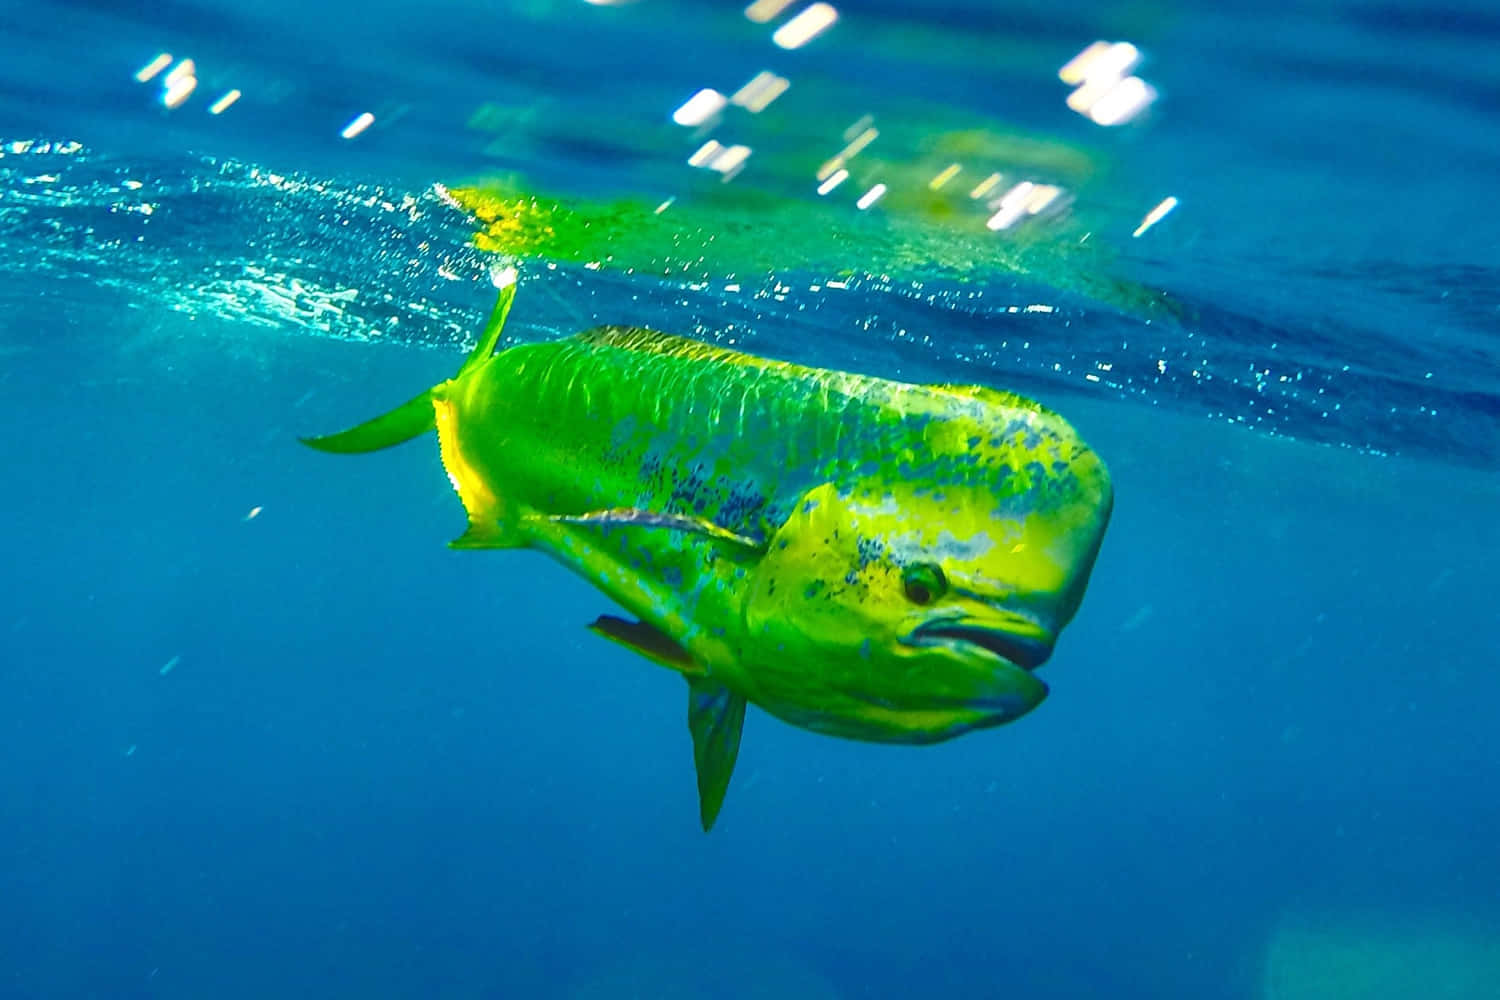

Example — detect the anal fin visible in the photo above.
[687,677,746,832]
[588,615,702,675]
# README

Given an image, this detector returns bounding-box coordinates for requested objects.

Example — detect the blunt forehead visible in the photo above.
[857,401,1084,482]
[850,454,1089,532]
[882,526,999,565]
[841,437,1099,574]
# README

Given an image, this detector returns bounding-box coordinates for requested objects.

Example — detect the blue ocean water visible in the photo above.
[2,1,1498,998]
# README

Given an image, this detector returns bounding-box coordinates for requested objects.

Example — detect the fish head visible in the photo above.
[742,437,1111,743]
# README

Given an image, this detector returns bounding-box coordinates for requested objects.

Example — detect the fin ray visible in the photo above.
[933,382,1052,417]
[544,509,765,551]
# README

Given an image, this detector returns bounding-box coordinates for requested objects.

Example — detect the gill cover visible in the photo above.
[746,483,886,650]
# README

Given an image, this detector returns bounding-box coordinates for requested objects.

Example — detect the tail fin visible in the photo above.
[300,267,519,454]
[299,389,437,454]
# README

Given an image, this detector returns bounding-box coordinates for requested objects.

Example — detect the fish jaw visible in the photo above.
[742,639,1050,745]
[896,613,1056,731]
[905,611,1056,672]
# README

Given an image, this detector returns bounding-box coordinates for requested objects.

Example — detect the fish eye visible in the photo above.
[901,563,947,606]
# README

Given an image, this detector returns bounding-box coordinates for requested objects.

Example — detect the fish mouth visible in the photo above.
[907,618,1054,671]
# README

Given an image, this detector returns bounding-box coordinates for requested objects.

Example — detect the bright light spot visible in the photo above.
[1059,41,1139,85]
[928,163,961,190]
[152,57,198,108]
[1061,40,1155,126]
[730,71,789,113]
[689,141,752,174]
[208,89,241,115]
[1133,195,1179,237]
[815,120,879,181]
[162,74,197,109]
[491,265,519,289]
[1025,183,1062,214]
[341,112,375,139]
[816,168,848,195]
[688,140,723,167]
[773,2,838,49]
[1066,76,1113,114]
[654,197,675,214]
[744,0,794,23]
[969,172,1002,199]
[856,183,886,210]
[135,53,173,83]
[1089,76,1156,125]
[1157,359,1167,374]
[1094,42,1141,81]
[712,144,752,172]
[841,125,878,159]
[986,181,1056,231]
[672,88,727,127]
[1058,41,1109,85]
[165,59,196,87]
[244,506,263,521]
[842,114,873,141]
[1000,181,1035,209]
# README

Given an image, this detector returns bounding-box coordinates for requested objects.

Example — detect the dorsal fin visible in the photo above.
[457,266,518,377]
[933,382,1055,417]
[573,326,774,369]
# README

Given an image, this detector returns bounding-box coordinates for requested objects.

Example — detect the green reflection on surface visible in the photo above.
[450,133,1173,319]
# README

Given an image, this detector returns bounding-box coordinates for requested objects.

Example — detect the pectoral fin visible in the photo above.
[544,509,765,551]
[686,677,746,832]
[589,615,703,675]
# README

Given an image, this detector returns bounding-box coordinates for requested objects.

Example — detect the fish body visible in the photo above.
[305,272,1112,828]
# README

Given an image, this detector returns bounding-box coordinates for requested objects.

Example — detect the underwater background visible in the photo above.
[2,0,1497,997]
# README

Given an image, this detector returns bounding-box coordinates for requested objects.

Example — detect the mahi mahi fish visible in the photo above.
[304,269,1113,830]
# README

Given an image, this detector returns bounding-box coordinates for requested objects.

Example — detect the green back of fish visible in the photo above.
[452,326,1062,542]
